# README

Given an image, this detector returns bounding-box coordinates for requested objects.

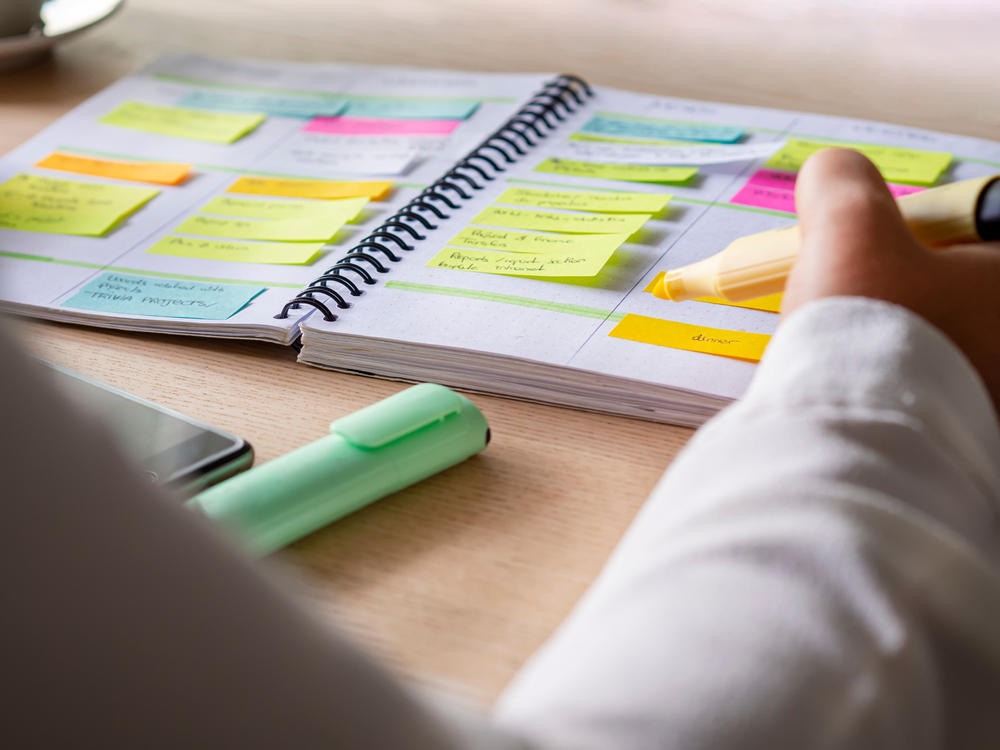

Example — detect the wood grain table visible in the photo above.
[2,0,996,705]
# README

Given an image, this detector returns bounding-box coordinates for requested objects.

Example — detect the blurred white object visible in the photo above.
[0,0,124,71]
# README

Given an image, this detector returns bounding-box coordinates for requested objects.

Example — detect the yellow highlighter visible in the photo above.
[653,175,1000,303]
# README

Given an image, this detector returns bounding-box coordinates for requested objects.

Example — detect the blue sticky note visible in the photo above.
[63,272,266,320]
[581,115,745,144]
[176,91,348,118]
[344,98,480,120]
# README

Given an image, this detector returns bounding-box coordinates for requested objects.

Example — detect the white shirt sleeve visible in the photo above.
[495,297,1000,750]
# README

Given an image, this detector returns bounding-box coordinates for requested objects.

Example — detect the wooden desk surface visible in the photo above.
[3,0,997,705]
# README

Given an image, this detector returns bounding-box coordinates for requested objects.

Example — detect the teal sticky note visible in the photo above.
[62,272,266,320]
[344,98,480,120]
[176,91,348,118]
[581,115,744,144]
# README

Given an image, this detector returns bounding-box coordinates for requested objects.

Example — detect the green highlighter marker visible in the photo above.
[189,383,489,555]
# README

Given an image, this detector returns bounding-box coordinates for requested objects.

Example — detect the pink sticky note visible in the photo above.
[303,116,461,136]
[733,169,925,213]
[746,168,799,192]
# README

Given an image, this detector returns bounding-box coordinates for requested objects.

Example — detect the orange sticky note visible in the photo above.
[36,152,192,186]
[609,313,771,361]
[643,271,783,313]
[227,176,392,201]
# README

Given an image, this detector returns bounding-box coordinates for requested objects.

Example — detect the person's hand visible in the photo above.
[783,148,1000,410]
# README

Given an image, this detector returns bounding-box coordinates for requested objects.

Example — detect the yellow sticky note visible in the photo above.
[0,173,158,236]
[100,101,265,144]
[201,195,367,222]
[450,226,630,255]
[227,176,392,201]
[497,187,671,214]
[609,314,771,361]
[146,236,324,265]
[535,158,698,184]
[472,205,649,234]
[765,139,952,186]
[643,271,783,313]
[174,214,345,242]
[428,245,616,277]
[36,152,192,186]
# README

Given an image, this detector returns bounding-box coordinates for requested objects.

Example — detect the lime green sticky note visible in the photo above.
[497,187,671,214]
[0,173,159,236]
[174,214,346,242]
[100,101,266,143]
[472,205,650,234]
[201,195,367,222]
[450,226,630,255]
[428,245,616,277]
[765,139,952,186]
[535,158,698,184]
[147,236,324,265]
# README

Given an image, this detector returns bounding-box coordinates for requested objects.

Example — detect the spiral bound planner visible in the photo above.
[2,55,998,425]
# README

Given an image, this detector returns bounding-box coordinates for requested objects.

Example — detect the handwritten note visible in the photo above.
[344,98,480,120]
[556,140,784,165]
[472,206,650,234]
[609,314,770,361]
[99,101,266,143]
[176,91,348,118]
[304,116,461,136]
[202,195,367,222]
[766,139,952,185]
[535,158,697,184]
[226,176,392,200]
[146,236,324,265]
[0,174,158,236]
[36,152,192,186]
[428,246,616,277]
[730,168,926,213]
[174,214,347,242]
[581,115,745,144]
[62,272,265,320]
[497,187,670,214]
[450,226,630,255]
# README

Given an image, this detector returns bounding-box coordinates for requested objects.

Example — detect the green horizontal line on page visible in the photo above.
[591,109,784,136]
[54,146,428,189]
[152,73,517,104]
[0,250,302,288]
[385,280,625,322]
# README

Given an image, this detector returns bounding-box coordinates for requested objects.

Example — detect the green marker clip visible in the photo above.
[189,383,489,555]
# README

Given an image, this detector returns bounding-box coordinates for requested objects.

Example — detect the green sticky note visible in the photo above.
[428,245,616,277]
[581,115,744,143]
[200,195,367,223]
[472,205,650,234]
[100,101,266,143]
[534,158,697,184]
[147,236,325,265]
[0,173,158,236]
[497,187,671,214]
[174,214,346,242]
[345,98,480,119]
[62,272,265,320]
[568,133,689,146]
[450,226,630,255]
[765,139,952,185]
[177,91,348,118]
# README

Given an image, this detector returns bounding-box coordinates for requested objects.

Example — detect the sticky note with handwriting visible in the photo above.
[581,115,745,144]
[535,158,697,184]
[345,98,480,120]
[100,101,265,143]
[201,195,367,222]
[303,116,461,136]
[497,187,671,214]
[472,206,650,234]
[226,176,392,200]
[609,314,770,361]
[730,168,925,213]
[174,214,346,242]
[62,272,265,320]
[146,236,324,265]
[766,139,951,185]
[36,152,192,186]
[176,91,348,118]
[427,245,616,277]
[450,227,630,255]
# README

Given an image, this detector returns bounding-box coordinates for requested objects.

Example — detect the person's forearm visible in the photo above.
[496,297,1000,749]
